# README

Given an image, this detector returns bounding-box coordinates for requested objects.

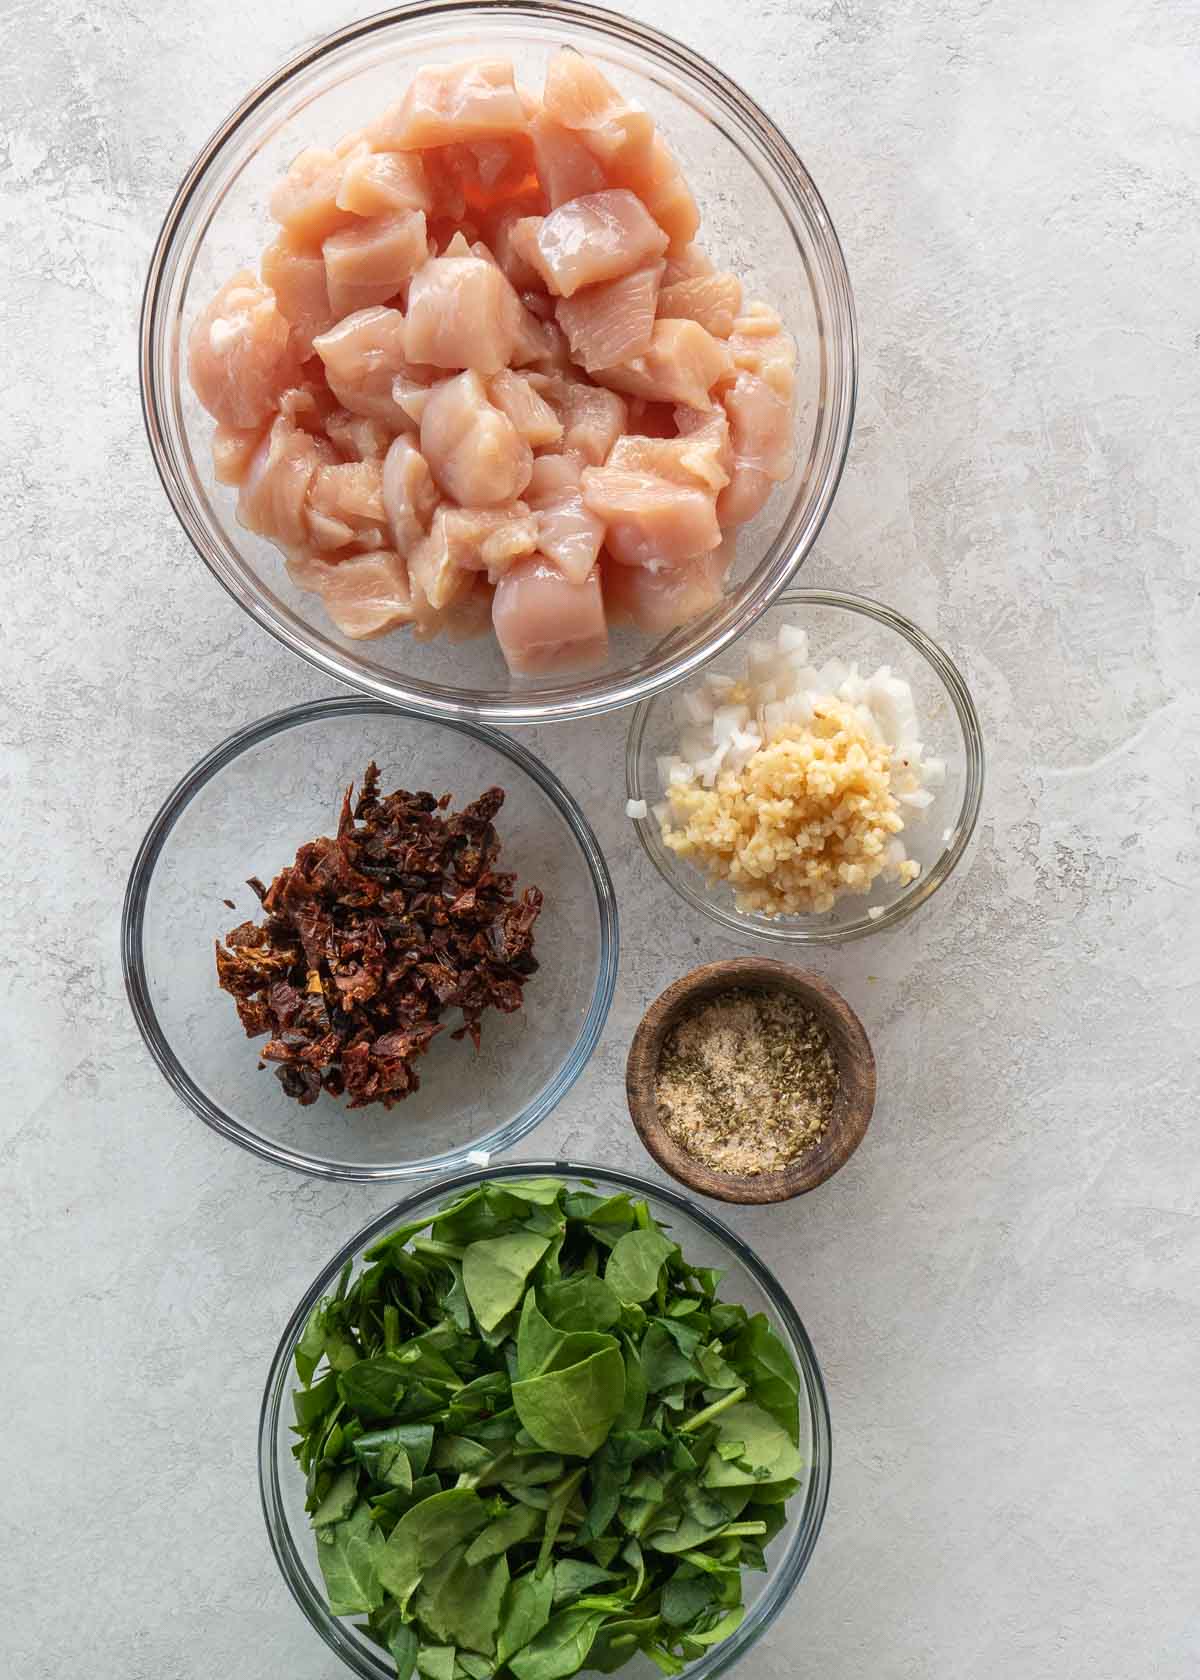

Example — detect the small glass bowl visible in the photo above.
[260,1161,831,1679]
[122,698,617,1178]
[625,589,985,942]
[140,1,856,726]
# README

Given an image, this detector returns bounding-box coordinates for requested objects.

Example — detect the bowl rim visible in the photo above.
[121,696,619,1180]
[625,586,987,942]
[259,1158,833,1680]
[139,0,858,726]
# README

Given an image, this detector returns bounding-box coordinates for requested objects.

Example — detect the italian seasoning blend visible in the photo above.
[654,986,838,1175]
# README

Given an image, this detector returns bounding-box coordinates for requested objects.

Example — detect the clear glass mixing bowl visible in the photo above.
[260,1162,831,1677]
[140,0,857,725]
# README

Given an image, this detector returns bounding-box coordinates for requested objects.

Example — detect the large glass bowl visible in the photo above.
[122,698,617,1178]
[625,589,985,942]
[260,1162,831,1678]
[140,0,856,726]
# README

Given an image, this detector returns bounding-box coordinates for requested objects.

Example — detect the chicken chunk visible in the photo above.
[726,303,797,397]
[212,423,265,486]
[487,369,563,448]
[420,370,533,507]
[593,318,732,410]
[492,555,609,675]
[658,270,743,339]
[612,134,700,252]
[525,453,605,584]
[326,410,392,462]
[603,543,729,633]
[404,254,524,374]
[529,110,607,206]
[555,260,663,373]
[237,414,331,548]
[189,269,299,429]
[542,50,654,175]
[270,146,362,245]
[368,60,528,150]
[411,504,539,605]
[489,210,546,291]
[717,370,795,525]
[311,306,413,427]
[526,190,668,298]
[322,210,429,318]
[306,460,388,552]
[336,149,432,217]
[260,236,335,358]
[581,465,722,569]
[321,550,418,638]
[381,434,439,554]
[607,408,732,494]
[537,374,628,464]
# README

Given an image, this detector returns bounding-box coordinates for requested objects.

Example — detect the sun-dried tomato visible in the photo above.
[214,765,543,1110]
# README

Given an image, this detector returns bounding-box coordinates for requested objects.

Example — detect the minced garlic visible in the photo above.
[658,697,920,916]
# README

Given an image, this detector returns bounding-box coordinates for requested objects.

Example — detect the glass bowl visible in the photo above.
[122,698,617,1178]
[625,589,985,942]
[260,1161,831,1679]
[140,0,857,726]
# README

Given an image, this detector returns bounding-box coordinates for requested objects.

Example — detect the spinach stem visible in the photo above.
[411,1238,467,1262]
[678,1384,747,1433]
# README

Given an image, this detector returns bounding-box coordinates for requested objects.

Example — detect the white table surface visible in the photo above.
[3,2,1198,1675]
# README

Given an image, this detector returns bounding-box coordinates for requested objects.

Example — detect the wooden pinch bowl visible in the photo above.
[625,958,876,1205]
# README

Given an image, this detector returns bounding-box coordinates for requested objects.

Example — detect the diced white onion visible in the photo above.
[897,788,935,809]
[867,906,885,921]
[923,756,946,788]
[777,623,809,659]
[656,754,687,788]
[679,687,714,726]
[712,704,750,745]
[653,801,670,825]
[625,798,648,819]
[668,762,695,787]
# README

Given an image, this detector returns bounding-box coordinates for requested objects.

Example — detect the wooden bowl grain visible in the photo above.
[625,958,876,1204]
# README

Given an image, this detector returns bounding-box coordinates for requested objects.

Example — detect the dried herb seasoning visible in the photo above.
[215,764,542,1110]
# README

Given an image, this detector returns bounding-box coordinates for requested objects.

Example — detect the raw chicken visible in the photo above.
[326,410,392,461]
[270,146,361,245]
[490,210,545,291]
[555,261,663,372]
[336,149,432,217]
[322,210,429,317]
[538,374,627,464]
[603,543,730,633]
[581,465,722,568]
[726,304,797,396]
[306,460,388,552]
[542,50,654,176]
[189,269,298,429]
[524,454,605,585]
[381,434,439,554]
[321,550,418,638]
[237,414,332,547]
[368,60,528,150]
[492,555,609,675]
[658,270,743,339]
[607,408,732,493]
[404,254,523,373]
[527,190,668,297]
[260,236,335,358]
[664,243,715,284]
[411,504,539,603]
[212,423,265,485]
[593,318,732,409]
[311,306,414,427]
[611,134,699,252]
[426,137,542,217]
[487,369,563,448]
[420,370,533,506]
[717,370,795,525]
[391,365,442,427]
[529,110,607,206]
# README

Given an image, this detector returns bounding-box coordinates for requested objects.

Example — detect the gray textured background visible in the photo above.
[3,2,1198,1675]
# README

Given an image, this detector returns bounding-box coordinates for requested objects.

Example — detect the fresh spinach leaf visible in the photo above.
[496,1568,555,1666]
[315,1501,384,1616]
[603,1230,677,1304]
[540,1275,622,1333]
[462,1233,550,1331]
[512,1344,625,1458]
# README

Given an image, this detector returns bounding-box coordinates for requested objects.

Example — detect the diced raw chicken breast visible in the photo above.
[529,110,607,205]
[663,244,715,284]
[488,369,563,448]
[624,399,677,438]
[717,370,795,525]
[419,575,496,642]
[525,454,605,585]
[392,366,442,427]
[658,271,742,339]
[306,460,388,552]
[212,423,265,485]
[278,377,339,435]
[537,374,627,464]
[426,137,542,217]
[312,306,413,427]
[612,134,700,252]
[528,190,668,297]
[238,414,332,547]
[270,146,362,245]
[542,50,654,175]
[593,319,732,410]
[492,555,609,675]
[490,210,546,291]
[607,408,731,493]
[581,466,722,568]
[726,303,797,397]
[336,149,432,217]
[381,434,439,554]
[326,410,392,461]
[260,236,335,358]
[602,543,730,633]
[420,370,533,507]
[412,505,539,602]
[510,306,568,370]
[189,269,298,429]
[404,254,523,374]
[555,261,663,373]
[368,60,528,150]
[322,210,429,317]
[321,550,417,638]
